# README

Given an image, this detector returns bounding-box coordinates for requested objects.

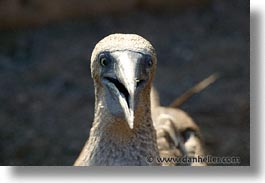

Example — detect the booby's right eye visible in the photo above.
[99,53,111,67]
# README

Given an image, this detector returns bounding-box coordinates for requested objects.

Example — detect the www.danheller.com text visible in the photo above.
[146,155,241,165]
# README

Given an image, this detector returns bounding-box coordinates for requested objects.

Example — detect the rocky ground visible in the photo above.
[0,0,249,165]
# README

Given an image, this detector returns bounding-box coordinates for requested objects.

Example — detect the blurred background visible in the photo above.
[0,0,249,165]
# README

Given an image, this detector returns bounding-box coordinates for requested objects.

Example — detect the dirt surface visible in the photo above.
[0,0,249,165]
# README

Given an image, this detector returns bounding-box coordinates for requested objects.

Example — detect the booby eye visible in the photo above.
[145,55,153,67]
[181,129,195,143]
[99,53,111,67]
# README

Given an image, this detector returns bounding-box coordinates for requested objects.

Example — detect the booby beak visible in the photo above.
[115,52,143,129]
[104,51,148,129]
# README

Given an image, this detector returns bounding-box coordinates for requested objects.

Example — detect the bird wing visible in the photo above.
[151,87,206,166]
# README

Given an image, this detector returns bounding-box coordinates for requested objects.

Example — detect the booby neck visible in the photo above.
[82,85,159,166]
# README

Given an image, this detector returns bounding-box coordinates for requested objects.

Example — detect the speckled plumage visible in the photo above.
[75,34,206,166]
[151,87,206,166]
[75,34,159,166]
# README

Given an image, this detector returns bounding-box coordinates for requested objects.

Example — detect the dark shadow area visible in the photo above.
[249,11,261,171]
[11,165,257,178]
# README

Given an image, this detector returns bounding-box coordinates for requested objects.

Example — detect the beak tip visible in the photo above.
[128,123,134,129]
[127,111,134,129]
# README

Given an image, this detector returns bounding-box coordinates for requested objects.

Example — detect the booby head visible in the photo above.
[91,34,157,129]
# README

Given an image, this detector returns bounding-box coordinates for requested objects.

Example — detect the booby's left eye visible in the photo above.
[99,53,111,67]
[145,55,153,67]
